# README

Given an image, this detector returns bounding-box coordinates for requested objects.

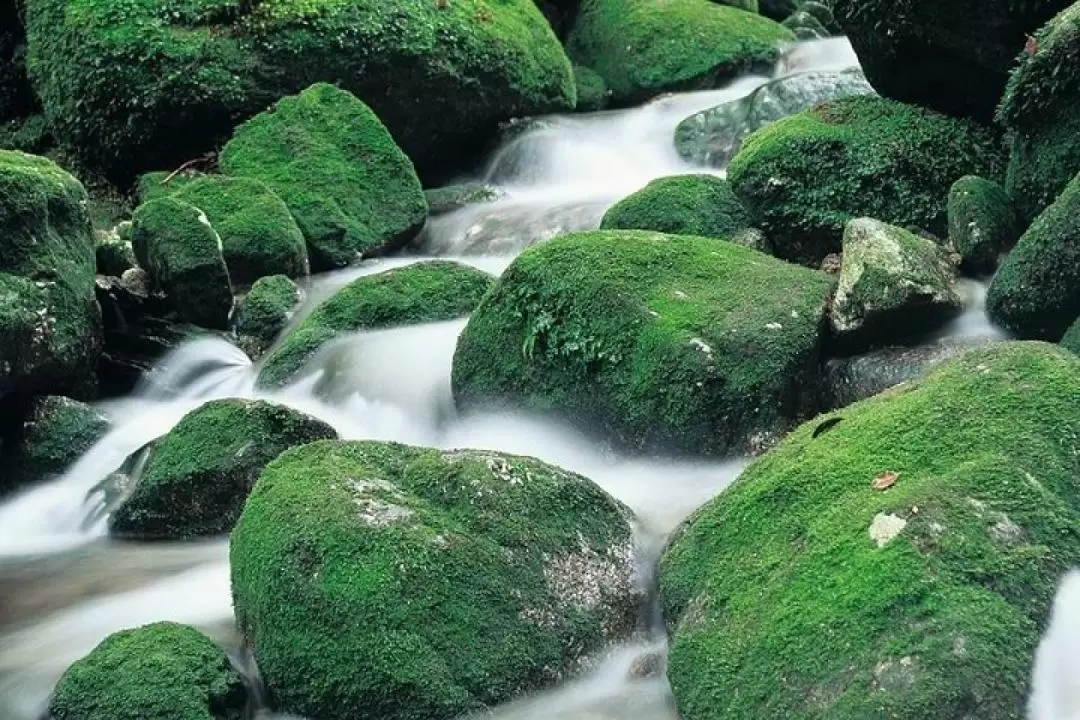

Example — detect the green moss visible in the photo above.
[660,341,1080,719]
[728,96,1005,266]
[600,174,751,239]
[220,84,425,271]
[49,621,246,720]
[235,274,301,359]
[453,230,835,456]
[567,0,793,106]
[0,115,51,154]
[230,439,637,720]
[1061,316,1080,355]
[424,183,503,216]
[257,261,494,389]
[110,398,335,540]
[136,170,204,204]
[10,396,109,484]
[573,65,610,112]
[95,225,137,277]
[947,176,1019,276]
[131,197,234,330]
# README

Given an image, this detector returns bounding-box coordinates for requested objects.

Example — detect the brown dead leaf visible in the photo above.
[872,471,899,491]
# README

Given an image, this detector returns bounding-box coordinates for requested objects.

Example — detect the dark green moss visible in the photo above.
[136,170,204,205]
[235,275,301,359]
[947,176,1019,276]
[567,0,793,106]
[109,398,336,540]
[230,439,638,720]
[1061,316,1080,356]
[660,341,1080,720]
[9,395,109,484]
[49,621,246,720]
[95,226,137,277]
[728,96,1005,266]
[0,115,51,154]
[452,230,835,456]
[257,261,494,389]
[600,174,751,239]
[573,65,610,112]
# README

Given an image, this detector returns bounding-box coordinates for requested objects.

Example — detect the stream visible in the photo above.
[0,38,1008,720]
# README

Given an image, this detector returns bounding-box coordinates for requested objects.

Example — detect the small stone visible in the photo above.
[869,512,907,547]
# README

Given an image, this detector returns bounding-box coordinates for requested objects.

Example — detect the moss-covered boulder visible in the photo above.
[675,68,874,168]
[257,261,494,390]
[600,175,750,239]
[48,621,246,720]
[231,439,639,720]
[833,0,1071,123]
[95,226,137,278]
[109,399,335,540]
[453,230,835,456]
[0,151,102,401]
[7,396,109,487]
[235,275,302,360]
[566,0,793,106]
[220,84,426,271]
[947,176,1019,276]
[573,65,610,112]
[830,218,963,351]
[728,96,1004,265]
[660,341,1080,720]
[131,197,234,330]
[24,0,575,181]
[0,114,51,154]
[424,183,504,217]
[987,172,1080,341]
[1061,317,1080,355]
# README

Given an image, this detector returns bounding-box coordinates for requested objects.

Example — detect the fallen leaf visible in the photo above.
[872,471,899,491]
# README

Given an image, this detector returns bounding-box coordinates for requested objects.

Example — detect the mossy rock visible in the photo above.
[566,0,794,106]
[833,0,1071,122]
[452,230,835,456]
[1061,317,1080,355]
[231,439,639,720]
[48,621,247,720]
[947,176,1019,276]
[136,170,204,205]
[235,275,302,360]
[660,341,1080,720]
[425,183,504,216]
[727,96,1005,266]
[573,65,610,112]
[600,175,751,239]
[7,395,109,487]
[257,261,494,390]
[23,0,574,182]
[0,151,102,401]
[220,84,426,271]
[131,197,234,330]
[0,114,51,154]
[109,399,336,540]
[783,10,829,40]
[95,226,137,278]
[711,0,758,10]
[987,172,1080,341]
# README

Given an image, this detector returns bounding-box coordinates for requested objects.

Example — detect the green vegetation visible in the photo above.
[600,174,751,239]
[573,65,610,112]
[235,275,301,359]
[1061,317,1080,355]
[947,176,1018,276]
[9,396,109,484]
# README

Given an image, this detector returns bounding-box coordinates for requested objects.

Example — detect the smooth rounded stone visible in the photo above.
[48,621,247,720]
[674,68,874,168]
[257,261,494,390]
[24,0,574,182]
[947,176,1020,277]
[109,399,336,540]
[599,175,751,239]
[573,64,610,112]
[833,0,1071,123]
[566,0,794,106]
[727,96,1004,266]
[783,10,829,40]
[830,218,963,352]
[1061,317,1080,356]
[95,225,137,277]
[131,197,235,330]
[234,275,302,360]
[987,172,1080,341]
[220,84,426,271]
[0,151,102,401]
[6,395,109,486]
[231,439,641,720]
[453,230,835,456]
[424,183,505,216]
[660,341,1080,720]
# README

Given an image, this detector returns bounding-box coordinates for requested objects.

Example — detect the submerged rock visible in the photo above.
[661,342,1080,720]
[599,175,751,239]
[424,183,504,217]
[231,439,641,720]
[947,176,1019,277]
[6,396,109,487]
[234,275,302,360]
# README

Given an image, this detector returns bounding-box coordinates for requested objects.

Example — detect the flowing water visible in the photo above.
[0,38,1019,720]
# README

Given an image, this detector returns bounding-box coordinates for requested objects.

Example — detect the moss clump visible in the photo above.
[131,197,234,330]
[987,172,1080,341]
[49,621,246,720]
[231,439,638,720]
[95,225,137,277]
[235,275,302,359]
[600,174,751,239]
[660,341,1080,720]
[8,396,109,485]
[728,96,1005,266]
[425,183,503,216]
[573,65,610,112]
[220,84,426,271]
[947,176,1019,276]
[453,230,835,456]
[257,261,494,389]
[567,0,793,106]
[0,115,51,154]
[110,399,335,540]
[1060,317,1080,355]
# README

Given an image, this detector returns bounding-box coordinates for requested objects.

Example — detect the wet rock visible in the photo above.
[95,225,137,277]
[234,275,302,360]
[424,183,505,217]
[947,176,1020,276]
[783,10,829,40]
[6,395,109,486]
[600,174,751,239]
[820,253,842,275]
[628,650,666,680]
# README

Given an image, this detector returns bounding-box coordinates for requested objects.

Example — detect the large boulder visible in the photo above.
[109,399,335,540]
[0,151,102,401]
[48,621,247,720]
[23,0,575,181]
[453,230,835,456]
[5,395,109,487]
[727,96,1004,266]
[947,176,1020,276]
[660,342,1080,720]
[234,275,302,360]
[231,439,640,720]
[257,261,494,390]
[220,84,426,271]
[566,0,794,106]
[1061,317,1080,355]
[600,175,751,239]
[832,0,1071,122]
